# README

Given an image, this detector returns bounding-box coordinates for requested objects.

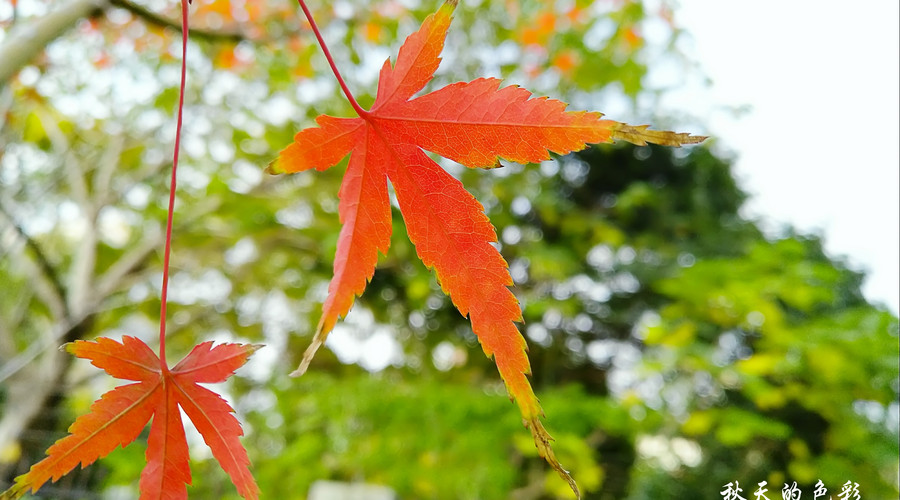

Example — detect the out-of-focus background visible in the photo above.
[674,0,900,317]
[1,0,897,499]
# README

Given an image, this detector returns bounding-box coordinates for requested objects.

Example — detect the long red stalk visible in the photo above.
[158,0,191,369]
[296,0,367,117]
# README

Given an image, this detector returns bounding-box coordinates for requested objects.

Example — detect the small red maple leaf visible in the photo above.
[270,1,705,496]
[1,336,260,500]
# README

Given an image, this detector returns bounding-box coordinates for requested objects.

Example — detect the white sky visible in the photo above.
[672,1,900,314]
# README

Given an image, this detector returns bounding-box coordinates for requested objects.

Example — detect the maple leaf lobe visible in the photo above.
[66,335,160,380]
[267,116,362,175]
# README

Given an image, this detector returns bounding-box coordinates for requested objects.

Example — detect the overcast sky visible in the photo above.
[671,0,899,313]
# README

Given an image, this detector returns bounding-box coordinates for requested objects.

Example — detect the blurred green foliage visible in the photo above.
[1,0,897,499]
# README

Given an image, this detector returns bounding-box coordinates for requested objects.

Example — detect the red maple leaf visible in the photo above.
[1,336,260,500]
[271,0,704,496]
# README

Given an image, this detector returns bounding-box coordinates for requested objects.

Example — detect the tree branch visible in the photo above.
[93,134,125,206]
[0,286,32,362]
[95,228,162,298]
[0,200,68,315]
[108,0,247,42]
[0,0,248,86]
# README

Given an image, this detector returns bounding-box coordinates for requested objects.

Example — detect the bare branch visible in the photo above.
[0,199,69,316]
[67,212,97,318]
[0,286,33,362]
[35,108,91,209]
[33,109,100,317]
[0,310,92,384]
[95,227,163,298]
[0,85,14,134]
[93,134,125,205]
[0,0,248,86]
[108,0,248,42]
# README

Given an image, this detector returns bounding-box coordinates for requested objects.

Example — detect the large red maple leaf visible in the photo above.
[1,337,260,500]
[270,1,704,495]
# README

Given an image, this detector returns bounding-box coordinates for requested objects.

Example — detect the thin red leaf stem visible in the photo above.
[296,0,368,117]
[158,0,190,370]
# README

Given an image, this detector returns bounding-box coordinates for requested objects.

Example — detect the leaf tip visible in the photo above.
[610,122,708,148]
[291,314,339,376]
[525,416,581,499]
[436,0,457,19]
[0,478,30,500]
[264,158,284,175]
[682,134,709,145]
[290,336,324,377]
